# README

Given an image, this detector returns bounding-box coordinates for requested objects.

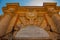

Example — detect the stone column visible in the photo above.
[0,11,14,37]
[52,14,60,33]
[6,14,18,33]
[45,14,57,32]
[45,14,58,40]
[52,13,60,39]
[5,14,19,40]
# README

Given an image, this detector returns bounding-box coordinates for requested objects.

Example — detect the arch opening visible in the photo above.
[14,25,49,39]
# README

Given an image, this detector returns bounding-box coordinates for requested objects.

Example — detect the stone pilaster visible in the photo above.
[6,14,18,34]
[45,14,58,40]
[0,11,14,37]
[52,14,60,33]
[52,13,60,39]
[45,14,57,32]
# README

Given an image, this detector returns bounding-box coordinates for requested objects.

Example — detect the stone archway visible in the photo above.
[14,25,49,39]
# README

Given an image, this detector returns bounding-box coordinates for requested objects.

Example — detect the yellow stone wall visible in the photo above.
[0,2,60,39]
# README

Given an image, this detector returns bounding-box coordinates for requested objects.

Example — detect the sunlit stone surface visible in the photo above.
[1,3,59,39]
[15,25,49,39]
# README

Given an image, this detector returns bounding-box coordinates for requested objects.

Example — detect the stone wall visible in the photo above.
[0,2,60,40]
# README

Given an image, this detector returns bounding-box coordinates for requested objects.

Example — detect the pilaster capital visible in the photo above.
[4,10,15,16]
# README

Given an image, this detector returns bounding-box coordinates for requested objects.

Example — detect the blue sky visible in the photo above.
[0,0,60,15]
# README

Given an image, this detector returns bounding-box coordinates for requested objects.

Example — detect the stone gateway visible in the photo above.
[0,2,60,40]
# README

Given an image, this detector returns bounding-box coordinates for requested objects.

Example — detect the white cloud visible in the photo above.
[26,0,56,6]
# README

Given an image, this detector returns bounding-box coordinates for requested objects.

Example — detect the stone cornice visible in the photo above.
[43,2,57,6]
[2,2,60,17]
